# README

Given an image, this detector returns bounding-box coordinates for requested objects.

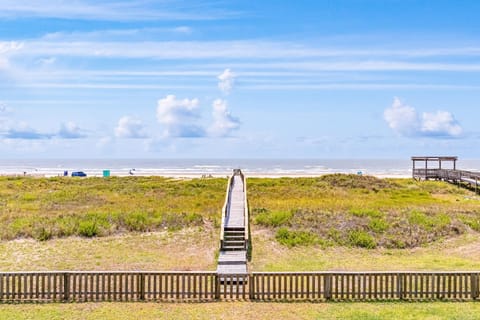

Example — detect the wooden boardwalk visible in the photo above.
[217,170,249,276]
[224,175,245,228]
[412,156,480,191]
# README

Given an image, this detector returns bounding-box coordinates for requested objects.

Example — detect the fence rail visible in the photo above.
[1,271,479,303]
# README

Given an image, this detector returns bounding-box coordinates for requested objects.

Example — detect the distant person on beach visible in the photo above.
[129,168,135,175]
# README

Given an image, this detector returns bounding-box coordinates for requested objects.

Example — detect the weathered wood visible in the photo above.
[0,271,478,302]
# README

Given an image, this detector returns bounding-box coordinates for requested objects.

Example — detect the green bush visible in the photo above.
[78,220,99,237]
[348,230,376,249]
[124,212,150,232]
[408,210,451,231]
[368,218,389,233]
[33,227,53,241]
[255,210,293,227]
[349,208,383,218]
[275,227,319,247]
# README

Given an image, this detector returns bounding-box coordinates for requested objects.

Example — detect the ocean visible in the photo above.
[1,158,479,178]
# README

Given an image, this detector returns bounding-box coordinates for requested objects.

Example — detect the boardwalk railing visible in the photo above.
[241,171,250,252]
[1,271,479,302]
[219,175,234,248]
[413,168,480,186]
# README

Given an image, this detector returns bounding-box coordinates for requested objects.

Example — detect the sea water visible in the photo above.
[0,158,479,177]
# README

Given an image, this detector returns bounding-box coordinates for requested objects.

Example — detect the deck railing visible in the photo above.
[250,272,479,301]
[219,175,233,248]
[1,271,479,302]
[241,171,250,251]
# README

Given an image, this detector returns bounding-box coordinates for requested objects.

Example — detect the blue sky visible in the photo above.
[1,0,480,159]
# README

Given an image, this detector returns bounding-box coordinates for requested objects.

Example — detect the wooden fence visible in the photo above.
[0,271,479,302]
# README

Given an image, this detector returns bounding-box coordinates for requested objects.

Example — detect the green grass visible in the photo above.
[248,174,480,248]
[0,176,226,240]
[1,302,480,320]
[2,174,480,251]
[251,229,480,271]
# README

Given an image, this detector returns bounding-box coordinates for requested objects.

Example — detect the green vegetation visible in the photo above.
[1,174,480,251]
[1,302,480,320]
[275,227,323,247]
[0,176,226,240]
[251,231,480,271]
[249,174,480,248]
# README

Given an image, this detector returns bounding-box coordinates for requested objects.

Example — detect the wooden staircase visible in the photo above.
[222,227,246,251]
[217,169,249,280]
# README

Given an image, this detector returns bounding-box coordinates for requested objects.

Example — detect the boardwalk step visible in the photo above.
[224,240,245,245]
[224,236,245,241]
[222,247,245,251]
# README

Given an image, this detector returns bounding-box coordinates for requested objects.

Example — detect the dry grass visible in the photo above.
[0,227,218,271]
[1,302,480,320]
[250,227,480,271]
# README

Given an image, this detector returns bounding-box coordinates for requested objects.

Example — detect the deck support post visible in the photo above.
[471,274,479,300]
[63,273,70,302]
[324,274,332,301]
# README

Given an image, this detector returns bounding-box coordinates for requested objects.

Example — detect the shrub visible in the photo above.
[78,220,99,237]
[348,230,376,249]
[275,227,319,247]
[124,212,150,232]
[349,208,384,219]
[255,210,293,227]
[33,227,53,241]
[408,210,451,231]
[368,218,389,233]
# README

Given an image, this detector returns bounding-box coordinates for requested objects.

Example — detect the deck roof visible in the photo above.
[411,156,458,161]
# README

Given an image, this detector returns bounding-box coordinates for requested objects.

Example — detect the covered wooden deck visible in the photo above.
[412,156,480,192]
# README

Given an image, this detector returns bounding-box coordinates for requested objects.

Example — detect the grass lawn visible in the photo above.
[0,228,218,271]
[250,229,480,271]
[2,175,480,319]
[1,302,480,320]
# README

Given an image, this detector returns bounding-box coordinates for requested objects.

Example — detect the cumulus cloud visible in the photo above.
[383,97,419,136]
[58,121,86,139]
[156,94,205,137]
[3,121,53,139]
[421,111,462,137]
[114,116,146,138]
[218,68,235,94]
[384,98,462,138]
[209,99,240,137]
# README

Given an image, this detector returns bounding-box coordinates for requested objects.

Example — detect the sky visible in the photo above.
[1,0,480,159]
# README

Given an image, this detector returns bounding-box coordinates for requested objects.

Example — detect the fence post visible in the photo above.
[63,273,70,302]
[324,274,332,301]
[215,274,220,300]
[138,273,145,301]
[249,274,254,300]
[471,273,479,300]
[397,273,404,300]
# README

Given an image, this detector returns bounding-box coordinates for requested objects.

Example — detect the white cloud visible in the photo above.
[383,97,419,136]
[156,94,205,137]
[421,111,462,137]
[209,99,240,137]
[0,0,230,21]
[173,26,192,34]
[114,116,146,138]
[217,68,235,94]
[58,121,86,139]
[384,98,462,138]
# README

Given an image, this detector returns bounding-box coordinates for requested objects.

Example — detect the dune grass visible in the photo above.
[1,302,480,320]
[248,175,480,248]
[0,176,226,240]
